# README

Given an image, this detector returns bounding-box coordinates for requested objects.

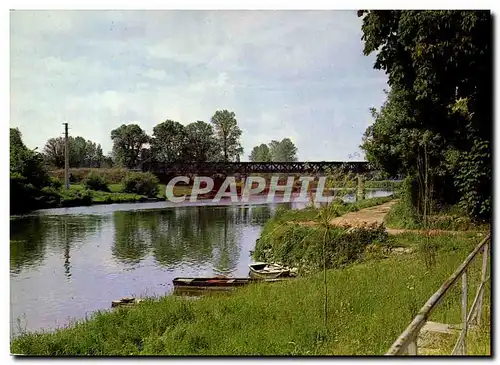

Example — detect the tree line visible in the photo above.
[358,10,491,220]
[40,109,299,169]
[249,138,298,162]
[43,136,111,169]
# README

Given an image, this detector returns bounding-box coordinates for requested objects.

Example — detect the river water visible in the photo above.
[10,190,392,336]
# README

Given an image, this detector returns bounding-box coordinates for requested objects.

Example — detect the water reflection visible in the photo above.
[10,191,393,335]
[111,205,276,275]
[10,215,103,277]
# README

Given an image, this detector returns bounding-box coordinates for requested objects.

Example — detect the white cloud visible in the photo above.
[143,69,167,80]
[10,10,387,161]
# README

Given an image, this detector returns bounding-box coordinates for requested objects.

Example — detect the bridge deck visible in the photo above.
[143,161,371,175]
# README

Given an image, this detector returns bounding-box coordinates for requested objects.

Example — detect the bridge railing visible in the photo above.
[386,233,490,356]
[142,161,372,174]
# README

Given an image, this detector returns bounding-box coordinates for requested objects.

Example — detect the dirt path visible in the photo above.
[329,200,397,228]
[307,200,484,236]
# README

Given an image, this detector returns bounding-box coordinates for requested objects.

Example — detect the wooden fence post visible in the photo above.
[356,174,365,201]
[474,244,489,326]
[407,335,418,355]
[459,270,468,355]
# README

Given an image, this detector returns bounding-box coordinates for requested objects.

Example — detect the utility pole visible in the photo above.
[63,122,69,190]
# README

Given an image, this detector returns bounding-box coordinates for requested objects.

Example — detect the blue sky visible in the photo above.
[10,10,388,161]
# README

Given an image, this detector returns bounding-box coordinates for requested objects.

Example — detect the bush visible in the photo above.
[364,180,402,190]
[50,168,130,184]
[254,220,389,273]
[83,172,109,192]
[38,186,62,208]
[10,173,38,214]
[59,189,92,207]
[49,177,63,190]
[121,172,159,197]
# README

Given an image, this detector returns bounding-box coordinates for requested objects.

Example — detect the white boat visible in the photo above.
[248,262,293,279]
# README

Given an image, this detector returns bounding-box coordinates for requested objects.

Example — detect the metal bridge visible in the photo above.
[142,161,371,175]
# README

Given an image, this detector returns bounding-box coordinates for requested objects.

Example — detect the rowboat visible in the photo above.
[172,276,283,290]
[248,262,295,279]
[111,297,143,308]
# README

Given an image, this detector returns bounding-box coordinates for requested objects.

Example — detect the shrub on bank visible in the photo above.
[49,177,63,190]
[121,172,159,197]
[383,177,489,231]
[254,197,393,273]
[254,222,389,273]
[83,172,110,192]
[59,189,92,207]
[269,197,393,226]
[50,168,130,184]
[91,190,148,204]
[10,173,44,213]
[364,180,402,190]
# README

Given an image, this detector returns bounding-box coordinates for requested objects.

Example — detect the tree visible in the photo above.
[249,143,272,162]
[70,136,87,167]
[359,10,492,219]
[150,120,187,163]
[210,110,243,162]
[184,121,219,162]
[43,136,105,168]
[10,128,52,213]
[10,128,49,189]
[43,137,65,168]
[84,141,104,168]
[101,153,114,168]
[269,138,298,162]
[111,124,149,169]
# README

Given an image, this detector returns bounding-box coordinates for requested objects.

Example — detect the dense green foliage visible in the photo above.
[43,136,105,169]
[9,128,101,213]
[359,10,492,220]
[58,189,93,207]
[111,124,150,168]
[250,138,298,162]
[83,171,110,192]
[121,172,160,197]
[10,128,52,213]
[50,168,130,184]
[210,110,243,162]
[249,143,272,162]
[270,138,298,162]
[253,197,393,271]
[384,178,490,231]
[183,121,220,162]
[149,120,223,163]
[11,232,489,355]
[255,223,388,273]
[105,111,244,166]
[150,120,187,163]
[364,180,401,190]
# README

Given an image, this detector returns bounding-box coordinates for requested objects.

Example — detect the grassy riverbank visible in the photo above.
[11,231,489,355]
[253,196,393,272]
[383,192,490,232]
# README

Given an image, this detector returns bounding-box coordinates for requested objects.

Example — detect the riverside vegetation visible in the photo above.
[10,10,491,355]
[10,195,490,355]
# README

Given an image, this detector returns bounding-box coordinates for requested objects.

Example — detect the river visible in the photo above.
[10,190,393,336]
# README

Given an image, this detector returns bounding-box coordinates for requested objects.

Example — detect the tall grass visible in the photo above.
[50,168,130,184]
[254,196,393,272]
[11,233,489,356]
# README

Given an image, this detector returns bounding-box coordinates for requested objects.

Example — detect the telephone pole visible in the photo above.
[63,122,69,190]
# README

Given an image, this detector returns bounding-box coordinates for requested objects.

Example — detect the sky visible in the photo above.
[10,10,388,161]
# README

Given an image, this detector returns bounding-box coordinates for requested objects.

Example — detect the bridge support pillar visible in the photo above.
[356,174,365,201]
